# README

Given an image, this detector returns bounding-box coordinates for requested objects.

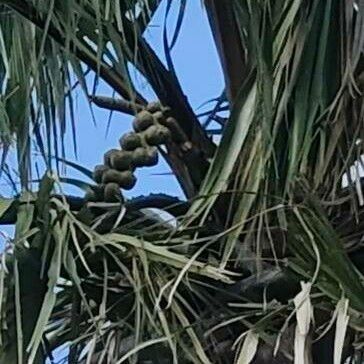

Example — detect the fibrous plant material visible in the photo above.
[93,164,109,183]
[132,147,159,167]
[102,169,137,190]
[109,150,134,171]
[132,110,155,131]
[119,132,143,151]
[104,182,123,202]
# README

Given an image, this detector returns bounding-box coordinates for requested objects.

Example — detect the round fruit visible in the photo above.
[119,171,137,190]
[132,147,158,167]
[104,183,123,202]
[144,125,171,145]
[109,150,133,171]
[144,148,159,166]
[93,164,109,183]
[102,169,124,185]
[104,149,120,166]
[102,169,136,190]
[119,132,142,151]
[132,110,154,132]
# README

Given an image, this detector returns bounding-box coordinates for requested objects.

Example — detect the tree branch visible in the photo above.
[89,95,144,115]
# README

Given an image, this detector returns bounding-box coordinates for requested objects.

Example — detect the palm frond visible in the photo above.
[1,1,364,363]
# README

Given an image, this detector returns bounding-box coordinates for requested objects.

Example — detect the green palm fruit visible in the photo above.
[144,125,171,145]
[119,132,143,151]
[119,171,137,190]
[132,147,158,167]
[109,150,134,171]
[93,164,109,183]
[104,149,120,166]
[132,110,154,131]
[102,169,136,190]
[104,182,123,202]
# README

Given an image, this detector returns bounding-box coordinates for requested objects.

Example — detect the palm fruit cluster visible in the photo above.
[86,102,173,203]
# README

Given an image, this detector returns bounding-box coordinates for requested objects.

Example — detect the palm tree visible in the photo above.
[1,0,364,363]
